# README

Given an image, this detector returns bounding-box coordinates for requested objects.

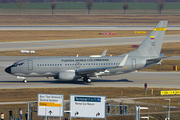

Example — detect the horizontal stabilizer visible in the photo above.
[147,56,171,61]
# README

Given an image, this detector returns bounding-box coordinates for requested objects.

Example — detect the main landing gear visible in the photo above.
[83,77,91,83]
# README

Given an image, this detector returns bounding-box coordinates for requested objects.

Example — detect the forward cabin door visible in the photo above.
[28,60,33,70]
[131,59,136,69]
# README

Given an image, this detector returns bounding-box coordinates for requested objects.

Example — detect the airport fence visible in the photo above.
[0,99,180,120]
[0,9,180,15]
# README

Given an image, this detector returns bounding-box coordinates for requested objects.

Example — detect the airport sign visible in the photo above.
[70,95,106,119]
[38,94,64,117]
[160,90,176,95]
[135,31,146,33]
[176,90,180,94]
[144,83,147,90]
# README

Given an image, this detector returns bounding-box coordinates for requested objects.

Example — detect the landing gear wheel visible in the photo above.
[23,79,27,83]
[87,78,91,83]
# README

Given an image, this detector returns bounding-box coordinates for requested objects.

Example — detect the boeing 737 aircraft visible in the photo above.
[5,21,168,83]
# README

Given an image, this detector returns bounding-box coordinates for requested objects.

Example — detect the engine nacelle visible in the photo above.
[58,71,78,81]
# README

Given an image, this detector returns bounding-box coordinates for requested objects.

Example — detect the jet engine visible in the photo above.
[58,70,78,81]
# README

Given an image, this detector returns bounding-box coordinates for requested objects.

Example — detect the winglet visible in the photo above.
[118,54,129,67]
[101,49,107,56]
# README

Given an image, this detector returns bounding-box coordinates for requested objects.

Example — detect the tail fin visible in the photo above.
[131,21,168,57]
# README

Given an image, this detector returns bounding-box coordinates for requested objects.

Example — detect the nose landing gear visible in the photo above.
[16,76,27,83]
[23,79,27,83]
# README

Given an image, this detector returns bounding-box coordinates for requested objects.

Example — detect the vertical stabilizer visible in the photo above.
[131,21,168,57]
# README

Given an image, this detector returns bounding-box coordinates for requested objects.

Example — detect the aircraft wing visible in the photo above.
[77,54,128,75]
[77,66,114,75]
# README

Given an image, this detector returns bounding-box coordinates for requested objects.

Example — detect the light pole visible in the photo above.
[164,99,170,120]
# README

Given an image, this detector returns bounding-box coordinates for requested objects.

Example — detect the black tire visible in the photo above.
[83,77,87,82]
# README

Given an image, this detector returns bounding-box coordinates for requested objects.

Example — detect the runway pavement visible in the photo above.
[0,25,180,30]
[0,56,179,89]
[0,35,180,51]
[0,69,180,89]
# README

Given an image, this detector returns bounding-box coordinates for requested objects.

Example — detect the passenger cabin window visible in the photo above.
[37,63,63,67]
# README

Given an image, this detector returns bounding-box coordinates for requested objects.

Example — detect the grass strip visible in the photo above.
[0,30,180,42]
[1,15,180,25]
[0,87,179,102]
[1,2,180,9]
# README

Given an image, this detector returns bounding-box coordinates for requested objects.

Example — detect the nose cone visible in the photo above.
[5,66,11,74]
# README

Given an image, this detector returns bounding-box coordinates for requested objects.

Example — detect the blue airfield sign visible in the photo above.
[70,95,106,119]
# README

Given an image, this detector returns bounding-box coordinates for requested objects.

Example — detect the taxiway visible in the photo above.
[0,25,180,30]
[0,35,180,51]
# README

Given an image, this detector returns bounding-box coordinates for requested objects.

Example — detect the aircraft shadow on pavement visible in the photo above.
[0,80,92,85]
[57,79,133,85]
[0,78,133,85]
[0,80,58,83]
[91,79,133,83]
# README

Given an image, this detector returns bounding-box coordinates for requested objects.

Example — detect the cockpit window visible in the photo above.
[11,62,24,67]
[18,63,24,66]
[12,63,18,67]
